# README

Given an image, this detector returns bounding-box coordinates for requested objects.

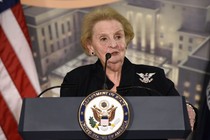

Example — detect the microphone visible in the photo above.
[117,86,162,96]
[106,53,111,60]
[37,84,77,97]
[103,53,111,89]
[37,86,62,97]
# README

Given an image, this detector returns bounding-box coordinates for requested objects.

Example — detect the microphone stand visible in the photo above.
[103,53,111,89]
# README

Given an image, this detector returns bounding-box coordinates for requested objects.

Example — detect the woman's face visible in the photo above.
[88,20,127,69]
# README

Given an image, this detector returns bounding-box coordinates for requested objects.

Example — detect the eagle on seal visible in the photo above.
[91,105,117,127]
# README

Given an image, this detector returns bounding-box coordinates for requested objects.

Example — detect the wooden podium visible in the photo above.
[18,96,191,139]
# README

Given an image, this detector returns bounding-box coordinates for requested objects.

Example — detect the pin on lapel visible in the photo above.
[136,73,156,83]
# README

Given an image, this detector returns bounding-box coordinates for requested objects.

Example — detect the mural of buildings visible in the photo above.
[111,0,210,105]
[179,37,210,108]
[23,6,87,89]
[22,0,210,104]
[112,0,210,65]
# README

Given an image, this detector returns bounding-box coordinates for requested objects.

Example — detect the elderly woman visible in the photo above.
[60,6,196,133]
[60,7,179,96]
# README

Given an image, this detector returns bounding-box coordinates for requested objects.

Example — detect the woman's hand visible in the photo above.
[186,103,196,131]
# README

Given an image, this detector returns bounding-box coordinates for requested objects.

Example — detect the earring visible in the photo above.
[91,52,95,55]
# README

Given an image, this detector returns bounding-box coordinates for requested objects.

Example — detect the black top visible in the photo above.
[60,57,179,97]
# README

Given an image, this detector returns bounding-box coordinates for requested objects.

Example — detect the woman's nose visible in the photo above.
[108,38,117,48]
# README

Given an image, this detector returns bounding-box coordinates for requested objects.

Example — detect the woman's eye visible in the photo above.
[100,37,107,41]
[115,35,121,40]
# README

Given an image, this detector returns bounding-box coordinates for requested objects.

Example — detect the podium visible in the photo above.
[18,96,191,139]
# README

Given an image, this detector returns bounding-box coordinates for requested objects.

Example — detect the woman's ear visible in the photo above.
[86,40,95,56]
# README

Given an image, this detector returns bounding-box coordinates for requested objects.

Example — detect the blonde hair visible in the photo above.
[80,7,134,55]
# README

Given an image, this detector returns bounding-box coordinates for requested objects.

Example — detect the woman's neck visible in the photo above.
[106,68,122,92]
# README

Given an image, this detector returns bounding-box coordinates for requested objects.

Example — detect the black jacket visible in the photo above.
[60,57,179,97]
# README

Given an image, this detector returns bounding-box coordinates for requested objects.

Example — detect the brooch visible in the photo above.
[136,73,155,83]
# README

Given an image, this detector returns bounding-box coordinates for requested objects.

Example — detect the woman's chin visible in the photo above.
[108,57,124,65]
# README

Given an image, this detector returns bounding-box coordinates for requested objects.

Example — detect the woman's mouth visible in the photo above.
[110,51,119,56]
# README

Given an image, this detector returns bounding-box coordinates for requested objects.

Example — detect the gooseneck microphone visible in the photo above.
[117,86,162,96]
[37,84,76,97]
[103,53,111,89]
[37,86,62,97]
